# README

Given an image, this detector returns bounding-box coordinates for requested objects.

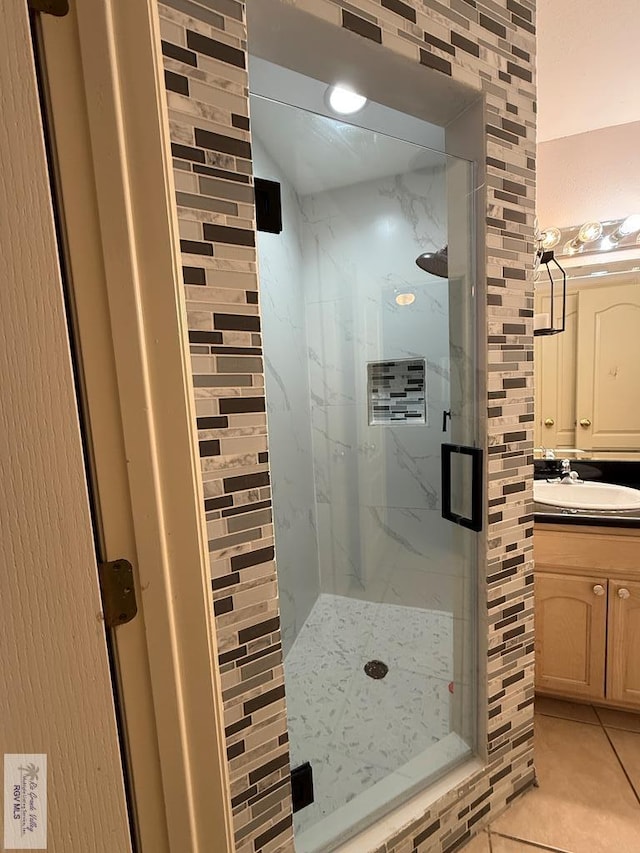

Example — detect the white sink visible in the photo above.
[534,481,640,511]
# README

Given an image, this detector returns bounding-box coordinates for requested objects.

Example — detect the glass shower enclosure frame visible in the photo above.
[247,7,487,851]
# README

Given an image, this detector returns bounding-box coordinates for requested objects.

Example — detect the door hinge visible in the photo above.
[28,0,69,16]
[98,559,138,628]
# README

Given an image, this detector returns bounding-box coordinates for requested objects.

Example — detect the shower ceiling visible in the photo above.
[250,95,446,195]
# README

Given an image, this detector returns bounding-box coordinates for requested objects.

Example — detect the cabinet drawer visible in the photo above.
[535,526,640,575]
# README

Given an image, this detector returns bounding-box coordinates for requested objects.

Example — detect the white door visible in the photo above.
[0,4,132,851]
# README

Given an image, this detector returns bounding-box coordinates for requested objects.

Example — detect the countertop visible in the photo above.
[534,503,640,529]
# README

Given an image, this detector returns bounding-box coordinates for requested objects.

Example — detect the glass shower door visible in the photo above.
[252,80,479,852]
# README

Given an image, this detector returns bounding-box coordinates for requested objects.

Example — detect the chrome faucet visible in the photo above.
[560,459,582,484]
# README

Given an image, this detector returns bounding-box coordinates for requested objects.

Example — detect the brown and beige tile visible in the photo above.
[491,714,640,852]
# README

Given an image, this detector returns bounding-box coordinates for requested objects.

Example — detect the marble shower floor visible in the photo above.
[284,593,455,838]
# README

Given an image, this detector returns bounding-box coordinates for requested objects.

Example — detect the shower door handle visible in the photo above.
[441,443,483,532]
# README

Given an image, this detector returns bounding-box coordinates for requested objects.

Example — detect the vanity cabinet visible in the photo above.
[535,572,607,700]
[607,580,640,705]
[535,524,640,709]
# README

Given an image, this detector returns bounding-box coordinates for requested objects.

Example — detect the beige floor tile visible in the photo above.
[535,696,599,725]
[458,830,490,851]
[607,727,640,799]
[490,715,640,852]
[491,833,571,852]
[595,706,640,733]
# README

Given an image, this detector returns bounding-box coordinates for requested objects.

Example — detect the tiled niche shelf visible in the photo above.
[367,359,426,425]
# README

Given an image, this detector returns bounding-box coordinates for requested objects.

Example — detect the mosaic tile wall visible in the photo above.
[156,0,536,851]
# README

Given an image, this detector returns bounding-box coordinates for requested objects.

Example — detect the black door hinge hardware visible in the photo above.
[291,762,314,813]
[98,559,138,628]
[28,0,69,16]
[255,178,283,234]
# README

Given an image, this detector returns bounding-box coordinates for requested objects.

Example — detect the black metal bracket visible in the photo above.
[255,178,283,234]
[28,0,69,15]
[441,443,484,532]
[291,762,314,813]
[534,249,567,336]
[98,559,138,628]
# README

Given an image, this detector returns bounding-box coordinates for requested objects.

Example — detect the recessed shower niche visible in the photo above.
[367,359,427,426]
[250,55,481,852]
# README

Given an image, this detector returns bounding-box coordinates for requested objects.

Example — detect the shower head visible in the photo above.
[416,246,448,278]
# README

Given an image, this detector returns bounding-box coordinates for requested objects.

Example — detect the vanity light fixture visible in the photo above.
[540,227,561,250]
[577,220,604,243]
[540,215,640,259]
[608,213,640,244]
[326,85,367,115]
[564,220,603,255]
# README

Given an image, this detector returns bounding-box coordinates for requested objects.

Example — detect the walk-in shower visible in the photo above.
[250,57,481,852]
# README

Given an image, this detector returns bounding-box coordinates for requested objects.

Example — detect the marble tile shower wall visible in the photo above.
[301,169,462,605]
[252,136,320,656]
[157,0,536,851]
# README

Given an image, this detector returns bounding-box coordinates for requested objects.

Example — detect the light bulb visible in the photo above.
[619,214,640,237]
[577,221,603,243]
[541,227,561,250]
[395,293,416,306]
[564,239,582,256]
[327,85,367,115]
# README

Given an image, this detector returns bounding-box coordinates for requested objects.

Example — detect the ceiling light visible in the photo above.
[327,85,367,115]
[541,227,561,250]
[395,293,416,306]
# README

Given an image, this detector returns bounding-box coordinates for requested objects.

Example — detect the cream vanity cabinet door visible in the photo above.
[534,292,578,448]
[607,580,640,705]
[535,572,607,699]
[576,283,640,450]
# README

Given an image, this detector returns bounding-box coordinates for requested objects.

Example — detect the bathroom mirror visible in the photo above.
[534,258,640,457]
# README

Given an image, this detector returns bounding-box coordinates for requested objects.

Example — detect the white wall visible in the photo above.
[537,121,640,225]
[537,0,640,143]
[302,167,464,610]
[254,137,320,654]
[537,0,640,226]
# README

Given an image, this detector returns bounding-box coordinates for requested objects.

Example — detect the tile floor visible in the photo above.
[461,696,640,853]
[285,594,457,836]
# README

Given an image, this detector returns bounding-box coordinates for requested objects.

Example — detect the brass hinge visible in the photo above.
[28,0,69,16]
[98,559,138,628]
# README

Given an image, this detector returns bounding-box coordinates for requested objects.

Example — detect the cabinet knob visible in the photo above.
[544,418,555,427]
[618,588,631,600]
[579,418,592,428]
[593,584,605,596]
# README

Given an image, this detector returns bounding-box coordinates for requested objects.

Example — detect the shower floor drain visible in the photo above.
[364,660,389,680]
